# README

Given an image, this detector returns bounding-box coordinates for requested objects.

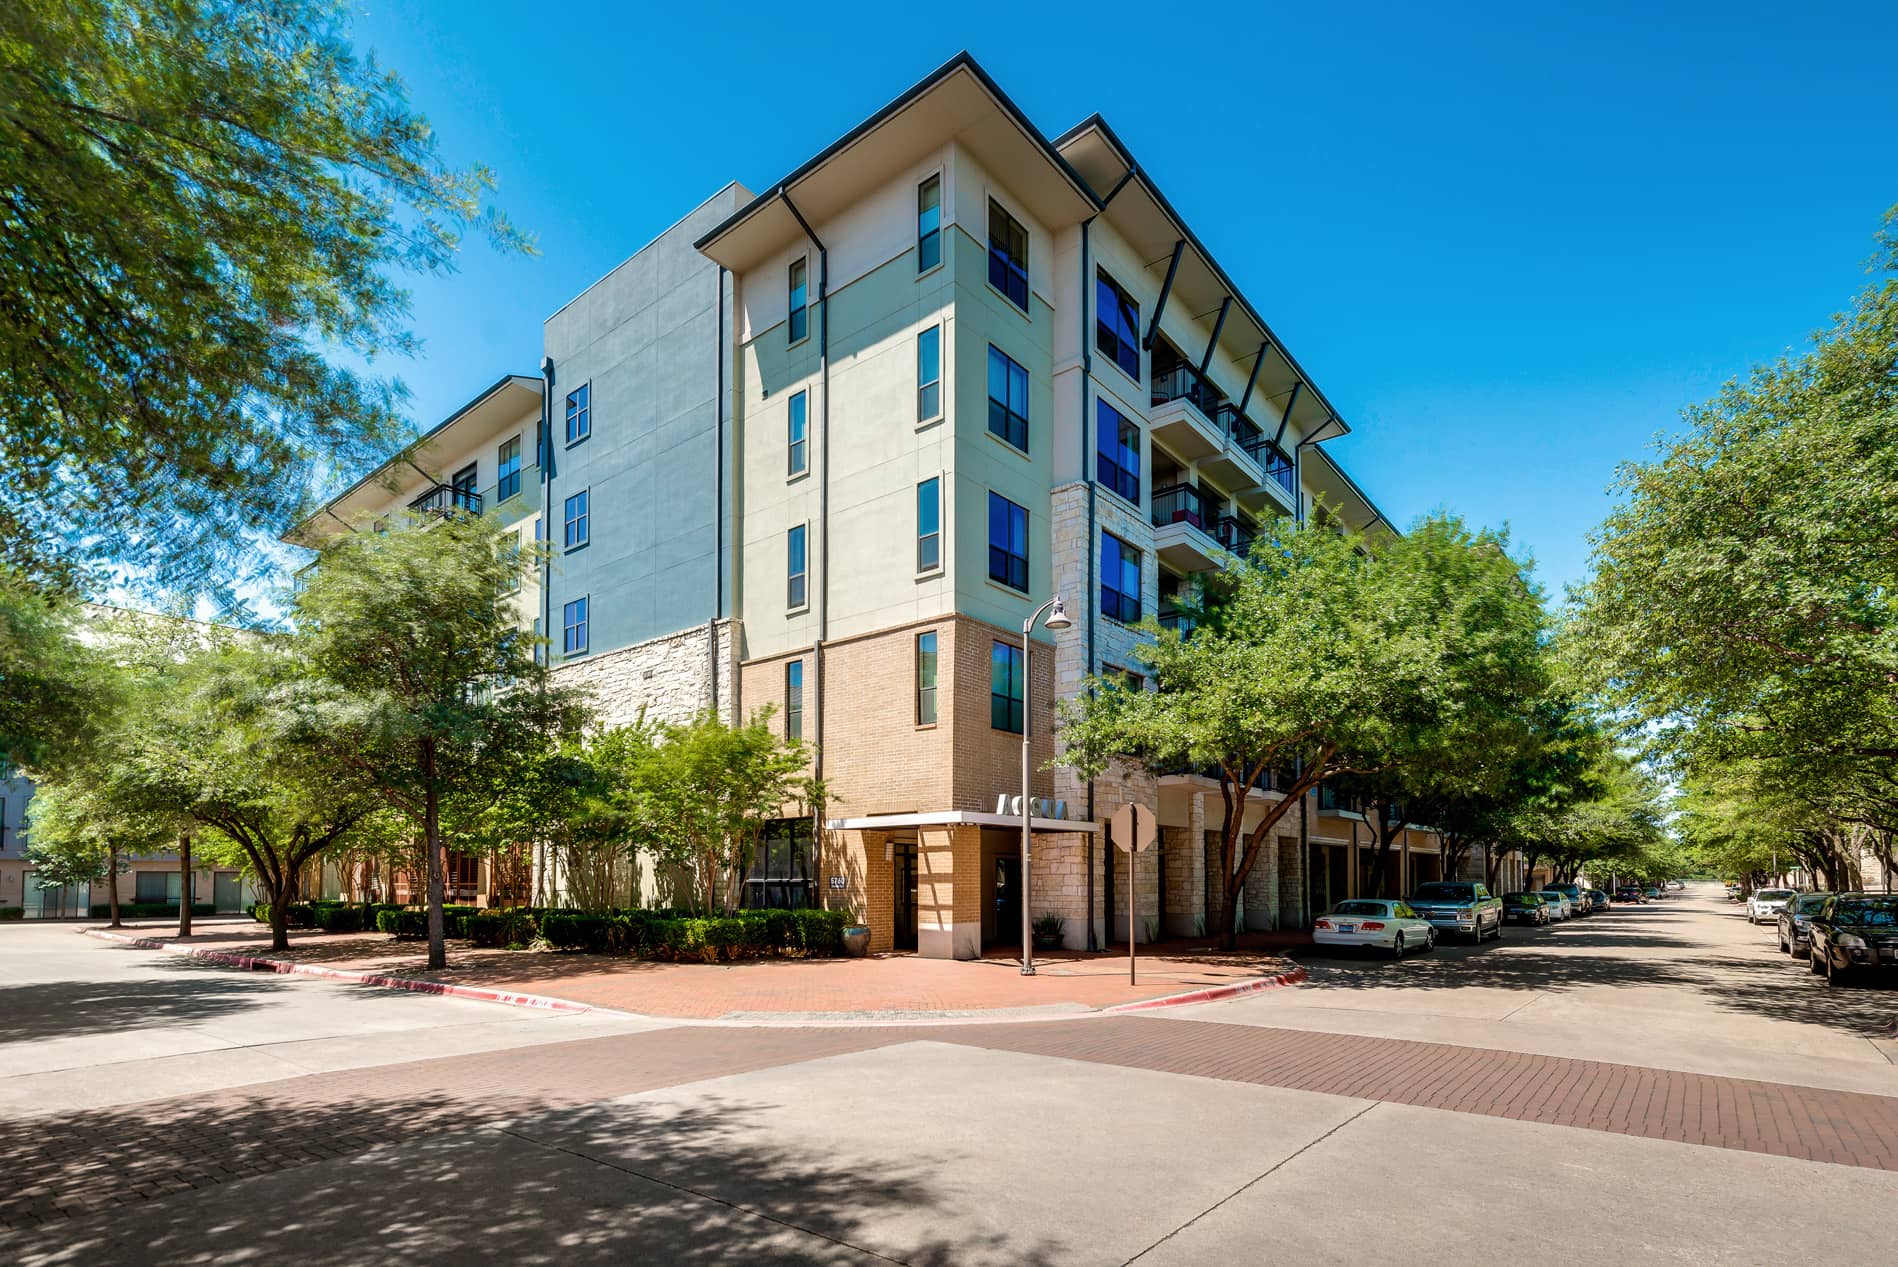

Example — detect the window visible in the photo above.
[986,492,1028,592]
[501,532,522,594]
[565,383,590,444]
[916,631,938,725]
[990,640,1024,733]
[533,617,546,666]
[987,199,1028,310]
[744,818,813,909]
[788,257,809,343]
[785,660,803,741]
[916,477,941,573]
[916,325,941,422]
[1104,664,1146,692]
[787,524,807,610]
[496,436,522,502]
[1101,533,1142,624]
[1096,270,1142,379]
[562,597,588,656]
[917,175,941,272]
[787,390,808,476]
[563,489,589,549]
[451,463,478,513]
[1096,399,1140,503]
[986,346,1029,451]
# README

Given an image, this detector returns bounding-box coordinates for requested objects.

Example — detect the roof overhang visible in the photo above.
[696,52,1101,274]
[285,373,542,547]
[1305,445,1398,539]
[827,811,1100,834]
[1056,117,1350,446]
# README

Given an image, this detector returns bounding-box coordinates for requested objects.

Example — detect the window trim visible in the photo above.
[989,638,1024,734]
[916,173,943,275]
[1095,269,1143,382]
[785,660,804,742]
[561,596,590,658]
[1100,531,1142,625]
[787,389,809,478]
[986,345,1029,453]
[1095,397,1141,508]
[496,434,523,503]
[786,522,809,613]
[565,382,591,447]
[915,630,939,728]
[563,488,589,552]
[915,475,942,576]
[787,256,810,346]
[916,324,942,426]
[986,491,1029,594]
[986,198,1030,313]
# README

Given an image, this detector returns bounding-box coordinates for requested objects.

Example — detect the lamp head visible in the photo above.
[1044,596,1072,630]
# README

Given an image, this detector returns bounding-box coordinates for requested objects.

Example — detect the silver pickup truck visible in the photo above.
[1405,881,1505,943]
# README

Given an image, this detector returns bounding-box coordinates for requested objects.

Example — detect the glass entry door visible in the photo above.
[992,856,1022,946]
[893,842,918,951]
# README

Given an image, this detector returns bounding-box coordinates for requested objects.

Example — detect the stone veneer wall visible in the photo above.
[553,619,739,729]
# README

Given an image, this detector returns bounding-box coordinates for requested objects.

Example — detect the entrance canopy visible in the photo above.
[826,810,1099,834]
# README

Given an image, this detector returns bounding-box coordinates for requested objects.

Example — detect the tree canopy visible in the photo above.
[0,0,527,595]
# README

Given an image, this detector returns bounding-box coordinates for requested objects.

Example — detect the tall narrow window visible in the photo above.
[565,383,590,444]
[987,492,1028,593]
[916,325,941,422]
[917,175,941,272]
[916,477,941,572]
[1096,399,1140,503]
[1101,532,1142,624]
[788,257,809,343]
[987,199,1028,310]
[533,617,546,666]
[785,660,804,741]
[787,390,808,476]
[501,532,522,594]
[986,346,1029,451]
[563,489,589,549]
[916,631,938,725]
[1096,270,1142,379]
[787,524,807,610]
[497,436,522,502]
[562,597,589,656]
[990,640,1023,733]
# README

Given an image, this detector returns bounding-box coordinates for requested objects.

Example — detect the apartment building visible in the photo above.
[291,54,1451,943]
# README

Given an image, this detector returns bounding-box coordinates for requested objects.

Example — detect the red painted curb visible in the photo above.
[82,928,607,1016]
[1100,965,1308,1013]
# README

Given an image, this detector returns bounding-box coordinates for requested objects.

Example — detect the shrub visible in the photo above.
[0,906,22,921]
[310,903,370,933]
[468,908,538,948]
[375,908,428,938]
[90,902,216,919]
[250,902,315,929]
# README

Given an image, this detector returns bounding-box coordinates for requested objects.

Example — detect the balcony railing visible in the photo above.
[1160,758,1276,792]
[1157,607,1196,635]
[1241,436,1297,497]
[1151,363,1223,418]
[1151,483,1214,532]
[1213,403,1264,452]
[410,483,483,517]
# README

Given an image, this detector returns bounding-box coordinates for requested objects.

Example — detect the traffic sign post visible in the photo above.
[1109,803,1157,985]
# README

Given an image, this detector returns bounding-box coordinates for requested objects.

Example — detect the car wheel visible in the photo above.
[1423,929,1437,953]
[1824,951,1845,989]
[1778,929,1788,954]
[1391,932,1406,959]
[1808,945,1824,976]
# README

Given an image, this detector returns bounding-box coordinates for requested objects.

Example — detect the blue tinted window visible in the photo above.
[917,326,941,421]
[785,660,803,740]
[1096,399,1140,503]
[563,489,588,549]
[1101,532,1141,624]
[987,346,1029,451]
[496,436,522,502]
[565,383,590,444]
[788,258,808,343]
[987,492,1028,592]
[987,200,1028,310]
[990,640,1023,733]
[917,477,941,572]
[788,390,808,476]
[1095,271,1141,379]
[562,597,588,656]
[787,524,807,609]
[917,176,941,272]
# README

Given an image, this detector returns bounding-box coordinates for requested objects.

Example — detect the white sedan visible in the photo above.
[1313,900,1437,957]
[1748,888,1795,924]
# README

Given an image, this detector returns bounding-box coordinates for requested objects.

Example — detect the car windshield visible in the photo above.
[1835,899,1898,928]
[1540,891,1565,899]
[1757,889,1794,900]
[1411,884,1474,902]
[1791,894,1830,914]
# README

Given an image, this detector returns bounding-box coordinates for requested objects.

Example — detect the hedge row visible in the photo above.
[0,906,21,921]
[91,902,215,919]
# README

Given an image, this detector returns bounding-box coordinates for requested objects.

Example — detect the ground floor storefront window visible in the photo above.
[744,818,813,910]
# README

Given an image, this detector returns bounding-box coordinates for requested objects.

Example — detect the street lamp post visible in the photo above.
[1020,594,1071,976]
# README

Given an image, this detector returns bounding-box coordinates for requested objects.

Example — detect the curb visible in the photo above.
[82,929,613,1017]
[1100,965,1308,1013]
[82,926,1306,1026]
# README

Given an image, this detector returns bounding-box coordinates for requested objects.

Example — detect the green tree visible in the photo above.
[22,780,163,926]
[0,0,529,594]
[1061,513,1544,945]
[0,572,102,770]
[293,510,588,967]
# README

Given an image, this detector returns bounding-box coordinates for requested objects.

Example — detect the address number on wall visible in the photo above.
[828,876,846,889]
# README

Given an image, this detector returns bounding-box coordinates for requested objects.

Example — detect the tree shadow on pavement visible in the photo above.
[0,957,286,1045]
[0,1090,1060,1267]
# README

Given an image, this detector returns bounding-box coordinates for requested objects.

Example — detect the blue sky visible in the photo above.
[344,0,1897,601]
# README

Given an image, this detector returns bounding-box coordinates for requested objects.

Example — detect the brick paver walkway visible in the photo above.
[5,1014,1894,1229]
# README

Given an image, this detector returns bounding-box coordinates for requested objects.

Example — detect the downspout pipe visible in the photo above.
[1081,215,1099,951]
[781,191,829,824]
[539,355,555,659]
[711,265,727,718]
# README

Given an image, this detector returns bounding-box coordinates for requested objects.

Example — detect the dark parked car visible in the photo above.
[1806,894,1898,987]
[1616,886,1645,903]
[1777,892,1834,956]
[1587,889,1611,911]
[1405,881,1505,942]
[1502,892,1551,925]
[1554,883,1591,915]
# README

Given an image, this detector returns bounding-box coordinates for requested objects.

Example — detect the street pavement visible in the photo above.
[1,884,1892,1264]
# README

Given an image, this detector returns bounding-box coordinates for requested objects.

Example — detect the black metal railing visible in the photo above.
[1150,483,1214,531]
[1151,363,1223,419]
[1213,403,1264,452]
[1214,515,1256,559]
[410,483,483,516]
[1157,607,1196,635]
[1241,436,1297,497]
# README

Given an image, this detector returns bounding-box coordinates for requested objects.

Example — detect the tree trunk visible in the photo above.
[425,748,447,970]
[107,845,121,927]
[177,831,193,938]
[268,869,294,952]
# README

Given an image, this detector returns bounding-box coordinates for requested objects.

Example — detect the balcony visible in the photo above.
[1157,607,1196,635]
[1158,758,1277,793]
[1202,404,1262,491]
[1148,364,1223,462]
[1150,483,1222,573]
[1213,515,1256,561]
[410,483,483,517]
[1241,435,1298,510]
